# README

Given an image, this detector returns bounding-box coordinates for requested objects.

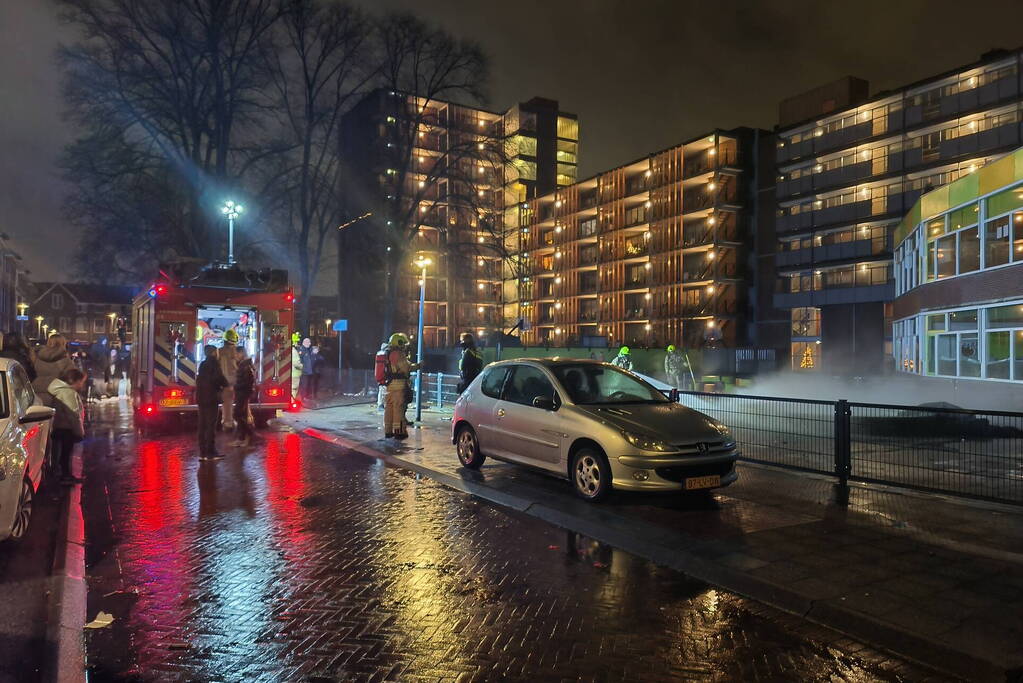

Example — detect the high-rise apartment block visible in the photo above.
[771,49,1023,373]
[507,130,760,349]
[339,89,577,355]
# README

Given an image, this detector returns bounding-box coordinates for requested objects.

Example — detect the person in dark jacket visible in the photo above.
[0,332,36,381]
[231,346,256,447]
[297,337,315,399]
[33,334,73,394]
[196,345,228,460]
[457,333,483,394]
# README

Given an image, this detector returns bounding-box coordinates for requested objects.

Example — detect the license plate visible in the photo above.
[685,475,720,490]
[158,398,187,407]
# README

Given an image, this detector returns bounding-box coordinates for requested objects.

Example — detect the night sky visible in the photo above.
[4,0,1023,281]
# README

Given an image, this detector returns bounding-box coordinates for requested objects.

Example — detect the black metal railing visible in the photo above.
[675,392,1023,505]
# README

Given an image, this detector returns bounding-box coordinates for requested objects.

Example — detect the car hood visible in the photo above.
[576,402,727,444]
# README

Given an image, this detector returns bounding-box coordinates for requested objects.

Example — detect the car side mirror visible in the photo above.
[20,405,55,424]
[532,396,557,411]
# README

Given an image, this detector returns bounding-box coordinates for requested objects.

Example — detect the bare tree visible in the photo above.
[263,0,373,333]
[364,12,494,338]
[58,0,282,277]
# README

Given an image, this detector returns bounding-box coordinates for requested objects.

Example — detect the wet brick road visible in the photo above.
[81,406,944,682]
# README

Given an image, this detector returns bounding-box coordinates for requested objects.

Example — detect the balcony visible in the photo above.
[579,309,598,322]
[624,307,648,321]
[623,241,648,257]
[773,282,894,309]
[683,148,738,177]
[579,249,599,265]
[776,238,890,268]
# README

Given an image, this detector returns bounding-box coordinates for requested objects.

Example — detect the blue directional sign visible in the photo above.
[15,315,28,322]
[332,319,348,332]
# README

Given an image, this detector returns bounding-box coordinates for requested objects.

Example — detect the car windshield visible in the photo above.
[551,363,668,405]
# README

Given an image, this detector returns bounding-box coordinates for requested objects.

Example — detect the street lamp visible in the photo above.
[221,200,244,265]
[35,316,43,338]
[108,312,117,331]
[413,255,432,424]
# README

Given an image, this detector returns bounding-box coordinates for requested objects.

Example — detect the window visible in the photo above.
[551,364,665,405]
[480,366,510,399]
[60,317,70,334]
[985,215,1011,267]
[958,227,980,273]
[503,365,556,407]
[792,308,821,337]
[52,293,64,310]
[557,116,578,140]
[948,203,978,231]
[960,333,981,377]
[75,318,88,333]
[987,331,1011,379]
[936,334,957,375]
[517,135,537,157]
[9,364,35,414]
[94,318,106,333]
[935,235,956,278]
[985,185,1023,218]
[580,218,597,237]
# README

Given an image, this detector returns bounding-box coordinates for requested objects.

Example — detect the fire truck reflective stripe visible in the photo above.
[178,354,197,382]
[153,341,197,387]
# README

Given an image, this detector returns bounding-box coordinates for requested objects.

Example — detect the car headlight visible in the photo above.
[621,430,676,453]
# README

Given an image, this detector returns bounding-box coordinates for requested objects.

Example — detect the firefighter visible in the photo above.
[291,336,303,400]
[664,344,691,390]
[457,332,483,394]
[382,333,418,439]
[611,345,633,371]
[219,328,239,431]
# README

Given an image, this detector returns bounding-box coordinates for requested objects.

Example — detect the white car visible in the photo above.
[452,358,738,501]
[0,358,55,543]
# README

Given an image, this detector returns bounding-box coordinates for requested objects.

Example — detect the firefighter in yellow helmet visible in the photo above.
[611,345,633,371]
[219,328,240,430]
[382,333,419,439]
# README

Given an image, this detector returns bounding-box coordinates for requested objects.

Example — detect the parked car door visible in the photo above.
[8,365,48,486]
[493,365,565,471]
[471,365,512,456]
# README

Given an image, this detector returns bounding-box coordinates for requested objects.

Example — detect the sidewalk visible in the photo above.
[278,402,1023,681]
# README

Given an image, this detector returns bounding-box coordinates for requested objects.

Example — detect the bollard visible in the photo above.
[436,373,443,408]
[833,399,852,488]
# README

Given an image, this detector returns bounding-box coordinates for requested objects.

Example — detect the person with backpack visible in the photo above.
[231,346,256,448]
[49,368,86,484]
[457,332,483,393]
[377,333,418,439]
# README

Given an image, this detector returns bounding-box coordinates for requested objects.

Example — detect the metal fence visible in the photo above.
[677,391,1023,506]
[330,370,462,409]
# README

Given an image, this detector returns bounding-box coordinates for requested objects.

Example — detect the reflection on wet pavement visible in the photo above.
[82,405,941,682]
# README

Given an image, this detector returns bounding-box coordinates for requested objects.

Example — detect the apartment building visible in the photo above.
[0,234,31,333]
[772,48,1023,374]
[891,146,1023,393]
[508,129,760,349]
[339,89,577,356]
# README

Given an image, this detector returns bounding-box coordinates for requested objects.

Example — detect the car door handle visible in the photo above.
[497,409,505,418]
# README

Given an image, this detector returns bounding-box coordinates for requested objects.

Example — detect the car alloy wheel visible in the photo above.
[571,448,611,502]
[456,425,485,470]
[9,477,33,541]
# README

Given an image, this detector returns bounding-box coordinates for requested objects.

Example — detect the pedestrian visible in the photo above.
[309,345,324,398]
[298,337,315,400]
[457,332,483,393]
[0,332,37,381]
[611,345,633,371]
[33,334,74,395]
[231,346,256,447]
[374,341,389,413]
[196,345,227,460]
[664,344,692,390]
[219,329,239,431]
[382,333,418,439]
[48,368,86,484]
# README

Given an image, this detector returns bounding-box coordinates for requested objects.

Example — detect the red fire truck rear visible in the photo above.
[131,260,297,426]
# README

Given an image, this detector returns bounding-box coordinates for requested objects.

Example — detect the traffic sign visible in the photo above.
[15,315,28,322]
[332,319,348,332]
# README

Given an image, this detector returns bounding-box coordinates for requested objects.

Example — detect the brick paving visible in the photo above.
[278,403,1023,679]
[80,406,942,682]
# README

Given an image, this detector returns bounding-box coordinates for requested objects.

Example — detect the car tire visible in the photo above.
[455,424,486,470]
[7,476,34,543]
[571,447,612,502]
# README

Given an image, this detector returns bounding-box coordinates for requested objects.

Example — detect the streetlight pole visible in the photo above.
[35,316,43,339]
[221,200,244,265]
[414,256,431,424]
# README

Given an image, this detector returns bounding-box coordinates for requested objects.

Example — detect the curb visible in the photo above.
[291,420,1013,682]
[43,454,87,683]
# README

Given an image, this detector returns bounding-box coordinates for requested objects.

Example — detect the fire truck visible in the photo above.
[131,260,298,427]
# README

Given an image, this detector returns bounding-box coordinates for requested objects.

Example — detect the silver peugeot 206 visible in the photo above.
[451,358,738,501]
